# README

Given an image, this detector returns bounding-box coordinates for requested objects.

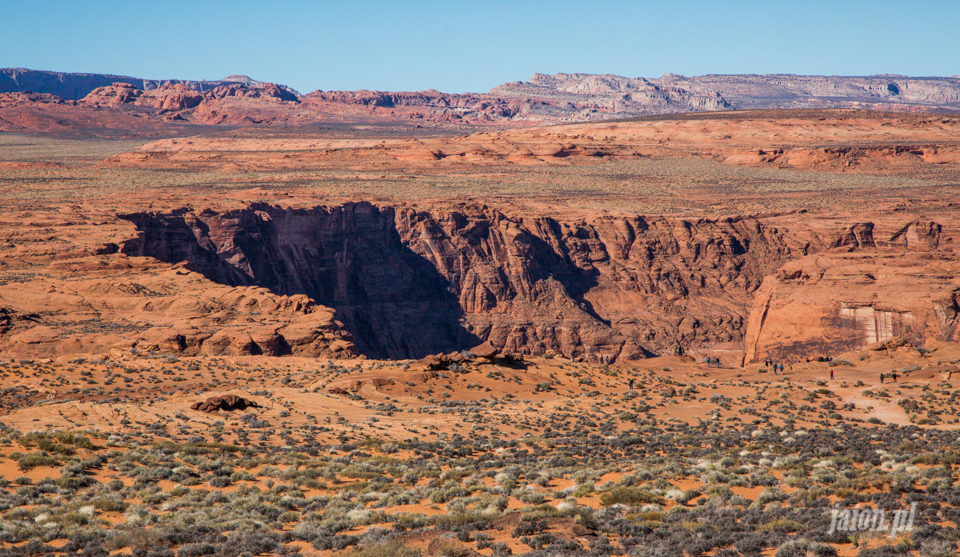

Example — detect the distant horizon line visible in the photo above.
[3,67,959,96]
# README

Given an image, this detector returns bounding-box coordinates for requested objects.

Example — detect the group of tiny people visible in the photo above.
[762,358,786,374]
[660,343,903,386]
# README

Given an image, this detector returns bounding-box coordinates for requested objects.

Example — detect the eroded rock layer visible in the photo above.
[118,202,958,362]
[743,250,960,364]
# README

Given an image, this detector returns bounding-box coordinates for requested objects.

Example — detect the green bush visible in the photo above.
[17,452,60,471]
[599,486,663,507]
[572,483,594,497]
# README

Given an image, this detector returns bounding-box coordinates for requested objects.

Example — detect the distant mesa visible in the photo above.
[4,68,960,137]
[0,68,300,101]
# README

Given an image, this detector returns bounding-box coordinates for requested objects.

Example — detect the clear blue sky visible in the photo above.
[3,0,958,94]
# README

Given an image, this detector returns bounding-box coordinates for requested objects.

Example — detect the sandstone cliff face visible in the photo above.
[120,204,480,359]
[0,91,65,108]
[743,222,960,364]
[0,202,358,360]
[305,90,516,112]
[83,83,206,112]
[660,74,960,110]
[3,196,955,363]
[123,202,930,362]
[489,73,733,119]
[498,73,960,114]
[83,82,294,112]
[0,68,145,101]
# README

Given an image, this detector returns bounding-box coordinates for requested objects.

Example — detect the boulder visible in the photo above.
[420,354,447,370]
[190,395,260,413]
[470,340,499,359]
[867,337,911,351]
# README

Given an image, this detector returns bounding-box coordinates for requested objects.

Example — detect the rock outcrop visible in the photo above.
[660,73,960,111]
[489,73,733,120]
[743,249,960,364]
[0,255,358,359]
[83,83,205,111]
[190,395,260,413]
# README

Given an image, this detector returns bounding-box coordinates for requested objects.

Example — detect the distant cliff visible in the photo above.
[4,68,960,135]
[651,73,960,111]
[0,68,299,101]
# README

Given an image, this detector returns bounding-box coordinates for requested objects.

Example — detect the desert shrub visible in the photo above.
[856,542,915,557]
[20,431,94,451]
[749,471,778,487]
[572,483,594,497]
[310,534,359,551]
[512,519,547,537]
[919,540,957,557]
[775,540,837,557]
[217,532,280,557]
[16,452,61,471]
[89,497,127,512]
[756,487,788,506]
[177,543,217,557]
[518,490,547,504]
[103,527,169,551]
[758,518,804,533]
[600,487,663,507]
[674,489,701,505]
[208,476,231,488]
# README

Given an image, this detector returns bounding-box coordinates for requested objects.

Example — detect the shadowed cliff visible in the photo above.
[120,203,479,359]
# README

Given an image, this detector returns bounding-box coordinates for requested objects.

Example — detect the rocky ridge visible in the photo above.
[0,68,299,100]
[5,69,960,137]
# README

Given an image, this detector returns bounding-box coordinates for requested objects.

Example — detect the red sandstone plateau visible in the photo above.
[3,68,960,557]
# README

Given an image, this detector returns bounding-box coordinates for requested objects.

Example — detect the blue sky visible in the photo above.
[3,0,958,94]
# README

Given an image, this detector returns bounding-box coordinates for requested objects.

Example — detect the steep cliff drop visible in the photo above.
[120,201,960,363]
[120,203,478,360]
[119,202,828,362]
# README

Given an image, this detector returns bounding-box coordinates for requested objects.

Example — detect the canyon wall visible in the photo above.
[743,233,960,364]
[121,202,956,362]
